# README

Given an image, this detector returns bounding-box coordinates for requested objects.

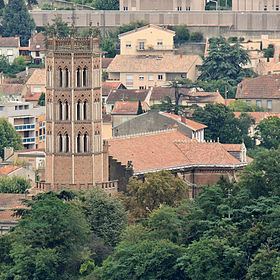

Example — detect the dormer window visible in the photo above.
[36,44,40,49]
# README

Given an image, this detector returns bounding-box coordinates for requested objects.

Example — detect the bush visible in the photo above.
[41,3,52,10]
[190,31,204,42]
[169,25,190,44]
[228,36,238,43]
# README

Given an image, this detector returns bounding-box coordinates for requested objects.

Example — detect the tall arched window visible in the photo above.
[65,101,69,120]
[58,134,63,152]
[59,101,63,120]
[77,133,81,153]
[65,134,69,153]
[65,68,69,88]
[77,101,81,120]
[84,134,88,153]
[83,67,87,87]
[59,68,63,88]
[83,101,87,120]
[77,68,81,87]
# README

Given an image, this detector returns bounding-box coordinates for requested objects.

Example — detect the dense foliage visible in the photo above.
[0,176,31,194]
[0,118,23,159]
[1,0,35,46]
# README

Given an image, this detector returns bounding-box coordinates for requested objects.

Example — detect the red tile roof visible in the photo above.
[108,130,246,174]
[25,89,42,102]
[29,32,46,52]
[0,36,20,47]
[107,88,150,103]
[26,68,46,85]
[222,144,243,152]
[102,81,125,96]
[102,58,113,69]
[0,84,24,95]
[236,75,280,99]
[234,112,280,124]
[0,165,21,176]
[112,101,148,115]
[161,112,207,131]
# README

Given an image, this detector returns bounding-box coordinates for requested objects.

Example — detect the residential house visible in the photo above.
[119,24,175,56]
[236,75,280,112]
[107,54,202,89]
[106,88,151,113]
[111,100,150,127]
[0,36,20,63]
[103,114,113,139]
[107,129,251,193]
[0,164,35,182]
[0,102,46,150]
[0,84,25,102]
[120,0,205,11]
[112,110,207,142]
[102,81,126,104]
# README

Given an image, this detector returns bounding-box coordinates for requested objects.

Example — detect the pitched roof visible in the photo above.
[26,68,46,85]
[0,165,21,176]
[236,75,280,99]
[107,54,202,73]
[0,36,20,47]
[3,78,25,85]
[161,112,207,131]
[107,88,150,103]
[0,84,24,95]
[29,32,46,52]
[108,130,246,174]
[118,24,175,38]
[103,113,112,123]
[16,68,36,80]
[112,101,148,115]
[150,87,187,102]
[102,58,113,69]
[25,89,42,102]
[102,81,125,96]
[234,111,280,124]
[222,144,243,152]
[183,91,225,104]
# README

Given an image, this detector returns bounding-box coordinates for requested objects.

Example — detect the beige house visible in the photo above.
[26,68,46,97]
[119,24,175,55]
[120,0,205,11]
[0,36,20,63]
[107,54,202,89]
[232,0,280,10]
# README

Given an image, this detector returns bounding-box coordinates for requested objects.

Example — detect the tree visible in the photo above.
[1,0,35,46]
[0,118,23,159]
[0,0,4,10]
[93,0,119,10]
[122,170,188,220]
[255,116,280,149]
[1,193,90,280]
[263,44,274,61]
[198,37,254,86]
[169,25,190,44]
[44,17,70,39]
[229,100,265,112]
[76,188,127,248]
[118,20,148,35]
[137,100,143,115]
[38,93,45,106]
[190,31,204,42]
[0,176,31,193]
[101,38,117,58]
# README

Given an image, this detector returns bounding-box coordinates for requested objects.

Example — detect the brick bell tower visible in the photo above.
[45,29,108,189]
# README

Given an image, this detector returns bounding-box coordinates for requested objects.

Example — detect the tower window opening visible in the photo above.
[65,68,69,88]
[59,101,63,120]
[77,100,81,120]
[65,133,69,153]
[77,68,81,87]
[65,101,69,120]
[83,67,87,87]
[59,134,63,152]
[77,133,81,153]
[84,134,88,152]
[83,101,87,120]
[59,68,63,88]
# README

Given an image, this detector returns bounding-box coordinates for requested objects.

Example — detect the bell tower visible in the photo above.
[45,32,108,189]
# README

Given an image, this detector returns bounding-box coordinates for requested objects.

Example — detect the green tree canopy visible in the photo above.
[0,176,31,193]
[0,118,22,159]
[1,0,35,46]
[44,16,70,39]
[198,37,255,86]
[255,116,280,149]
[229,99,265,112]
[93,0,119,10]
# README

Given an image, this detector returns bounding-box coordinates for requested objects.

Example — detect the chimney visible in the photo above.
[180,50,183,59]
[181,116,187,124]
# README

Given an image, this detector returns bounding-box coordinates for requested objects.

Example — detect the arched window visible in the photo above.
[65,68,69,88]
[77,133,81,153]
[83,101,87,120]
[77,100,81,120]
[65,101,69,120]
[77,68,81,88]
[59,101,63,120]
[65,134,69,153]
[83,67,87,87]
[58,134,63,152]
[84,134,88,153]
[59,68,63,88]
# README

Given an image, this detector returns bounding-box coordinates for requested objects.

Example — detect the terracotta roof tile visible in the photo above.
[161,112,207,131]
[0,84,24,95]
[26,68,46,85]
[107,88,149,103]
[103,114,112,123]
[0,165,21,176]
[25,89,42,102]
[102,58,113,69]
[108,130,245,174]
[234,111,280,124]
[102,81,125,96]
[29,33,46,52]
[0,36,20,47]
[107,54,202,73]
[222,144,243,152]
[112,101,148,115]
[236,75,280,99]
[184,91,225,104]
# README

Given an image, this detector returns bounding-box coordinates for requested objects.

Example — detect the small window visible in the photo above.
[177,6,182,11]
[7,49,13,56]
[149,75,154,81]
[0,106,3,111]
[123,6,128,10]
[126,42,132,48]
[264,5,267,10]
[267,100,272,110]
[277,5,279,10]
[126,75,134,85]
[256,100,262,107]
[181,73,186,78]
[186,6,191,11]
[33,87,41,92]
[139,75,144,80]
[139,86,145,90]
[139,42,145,50]
[36,51,40,57]
[157,41,163,46]
[158,75,163,80]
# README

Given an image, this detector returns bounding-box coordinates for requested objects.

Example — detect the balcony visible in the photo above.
[14,124,35,131]
[23,137,35,144]
[136,45,174,52]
